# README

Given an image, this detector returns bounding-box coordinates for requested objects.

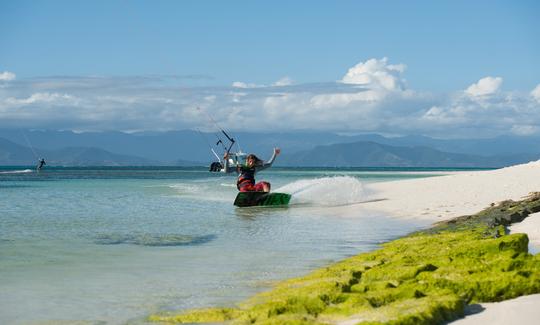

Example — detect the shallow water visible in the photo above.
[0,167,447,324]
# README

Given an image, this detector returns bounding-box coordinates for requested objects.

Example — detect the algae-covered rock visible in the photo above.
[148,307,241,323]
[149,193,540,324]
[425,192,540,236]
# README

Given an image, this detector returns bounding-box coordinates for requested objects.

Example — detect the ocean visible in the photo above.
[0,166,455,324]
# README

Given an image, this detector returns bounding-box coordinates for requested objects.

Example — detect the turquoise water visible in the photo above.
[0,167,449,324]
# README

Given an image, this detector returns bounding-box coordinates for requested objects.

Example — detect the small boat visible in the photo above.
[205,122,246,173]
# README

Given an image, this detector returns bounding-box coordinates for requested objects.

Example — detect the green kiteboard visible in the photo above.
[233,192,291,207]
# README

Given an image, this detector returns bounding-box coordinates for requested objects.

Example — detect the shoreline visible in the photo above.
[362,160,540,222]
[363,161,540,324]
[149,160,540,324]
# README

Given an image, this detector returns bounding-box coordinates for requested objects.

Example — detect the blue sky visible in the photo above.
[1,0,539,137]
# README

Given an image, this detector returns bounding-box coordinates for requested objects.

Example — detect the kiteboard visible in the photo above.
[233,192,291,207]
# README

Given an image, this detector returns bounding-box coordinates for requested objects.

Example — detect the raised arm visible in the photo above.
[255,148,281,172]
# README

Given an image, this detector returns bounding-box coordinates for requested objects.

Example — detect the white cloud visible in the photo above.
[310,90,383,108]
[341,57,406,91]
[0,64,539,138]
[420,104,470,126]
[465,77,503,97]
[232,81,261,89]
[273,77,293,87]
[0,71,16,81]
[511,125,539,136]
[5,92,77,106]
[418,83,540,137]
[423,106,444,120]
[531,84,540,103]
[310,58,408,108]
[233,77,293,88]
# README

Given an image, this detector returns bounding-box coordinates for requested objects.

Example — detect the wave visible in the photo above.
[167,181,235,202]
[0,169,34,174]
[166,176,367,207]
[275,176,366,207]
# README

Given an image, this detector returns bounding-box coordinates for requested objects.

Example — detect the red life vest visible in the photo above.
[237,166,255,190]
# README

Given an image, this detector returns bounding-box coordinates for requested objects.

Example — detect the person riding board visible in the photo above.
[37,158,46,171]
[224,148,281,192]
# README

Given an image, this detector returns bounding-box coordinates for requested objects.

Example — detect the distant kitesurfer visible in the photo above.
[37,158,46,171]
[224,148,280,192]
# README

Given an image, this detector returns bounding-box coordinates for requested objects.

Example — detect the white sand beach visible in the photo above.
[361,160,540,324]
[509,212,540,254]
[364,160,540,223]
[450,294,540,325]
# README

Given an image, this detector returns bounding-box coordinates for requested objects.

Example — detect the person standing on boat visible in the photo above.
[224,148,280,192]
[36,158,46,171]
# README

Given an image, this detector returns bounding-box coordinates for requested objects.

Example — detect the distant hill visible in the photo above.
[278,141,540,168]
[350,134,540,157]
[2,129,540,163]
[0,129,348,163]
[2,129,540,167]
[45,146,160,166]
[0,138,36,165]
[0,137,182,166]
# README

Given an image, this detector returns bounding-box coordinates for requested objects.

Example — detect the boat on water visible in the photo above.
[205,120,247,173]
[209,151,247,173]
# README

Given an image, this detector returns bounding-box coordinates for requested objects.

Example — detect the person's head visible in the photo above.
[246,154,261,167]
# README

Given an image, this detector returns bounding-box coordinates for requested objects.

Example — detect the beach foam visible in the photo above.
[0,169,33,174]
[168,181,235,202]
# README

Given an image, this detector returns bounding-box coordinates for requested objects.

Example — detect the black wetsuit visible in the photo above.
[37,159,46,170]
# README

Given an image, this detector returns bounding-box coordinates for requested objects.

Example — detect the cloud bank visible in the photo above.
[0,61,539,138]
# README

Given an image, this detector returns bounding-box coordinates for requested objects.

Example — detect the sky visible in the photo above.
[1,0,539,138]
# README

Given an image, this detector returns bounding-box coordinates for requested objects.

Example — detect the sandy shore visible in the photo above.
[509,212,540,254]
[361,160,540,324]
[363,160,540,222]
[450,293,540,324]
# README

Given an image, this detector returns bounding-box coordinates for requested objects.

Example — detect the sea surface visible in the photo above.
[0,166,464,324]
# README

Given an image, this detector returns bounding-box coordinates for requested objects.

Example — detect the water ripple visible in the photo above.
[94,233,217,247]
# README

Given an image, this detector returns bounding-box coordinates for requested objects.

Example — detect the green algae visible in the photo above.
[149,193,540,325]
[423,191,540,236]
[149,308,241,323]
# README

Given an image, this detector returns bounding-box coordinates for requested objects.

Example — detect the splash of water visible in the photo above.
[168,180,235,202]
[0,169,33,174]
[275,176,365,207]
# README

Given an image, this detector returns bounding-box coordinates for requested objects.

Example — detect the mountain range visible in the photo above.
[278,141,539,168]
[1,129,539,167]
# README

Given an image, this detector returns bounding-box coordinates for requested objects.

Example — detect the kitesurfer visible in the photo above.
[224,148,280,192]
[37,158,46,171]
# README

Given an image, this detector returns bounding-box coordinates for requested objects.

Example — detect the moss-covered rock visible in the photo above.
[149,308,241,323]
[423,192,540,236]
[149,193,540,324]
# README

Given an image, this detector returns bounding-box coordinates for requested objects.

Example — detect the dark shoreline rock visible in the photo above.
[422,192,540,236]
